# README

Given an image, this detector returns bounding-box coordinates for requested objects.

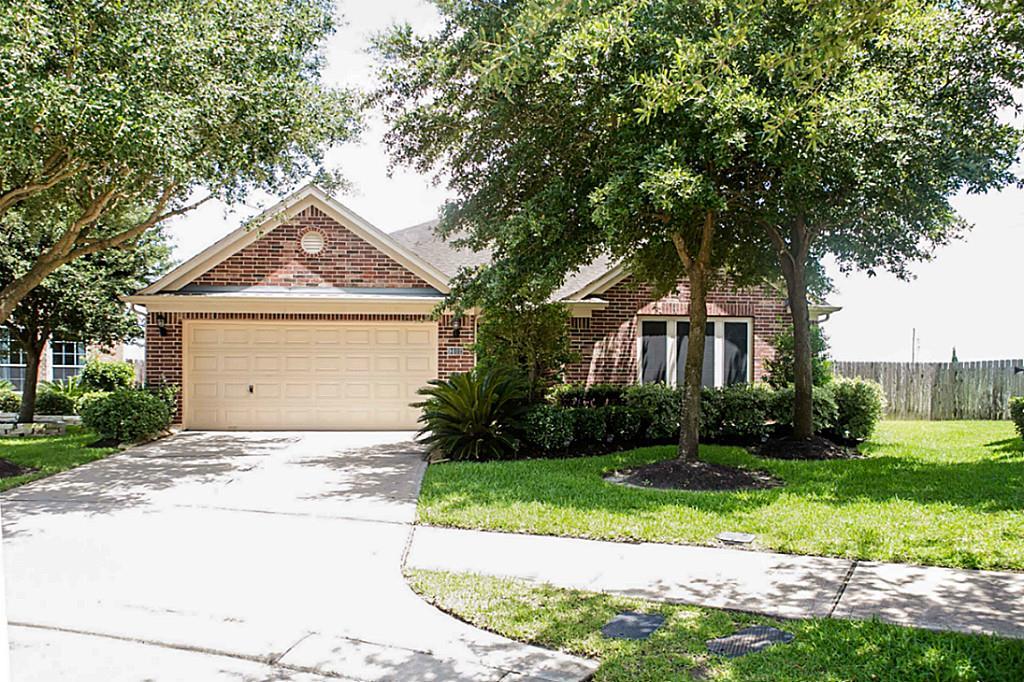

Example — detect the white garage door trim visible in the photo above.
[183,320,438,431]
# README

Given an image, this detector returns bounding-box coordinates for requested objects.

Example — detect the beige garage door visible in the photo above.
[184,321,437,430]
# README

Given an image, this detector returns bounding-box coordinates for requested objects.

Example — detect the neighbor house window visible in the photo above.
[50,340,87,382]
[0,330,27,392]
[638,318,752,388]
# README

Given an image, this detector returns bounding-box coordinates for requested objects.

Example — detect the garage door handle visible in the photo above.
[248,384,254,394]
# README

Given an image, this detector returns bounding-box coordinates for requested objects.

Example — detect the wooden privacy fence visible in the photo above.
[833,359,1024,420]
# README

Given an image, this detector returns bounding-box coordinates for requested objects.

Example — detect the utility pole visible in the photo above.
[911,328,916,363]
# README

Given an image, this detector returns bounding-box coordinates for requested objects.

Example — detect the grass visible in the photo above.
[409,569,1024,682]
[418,420,1024,571]
[0,426,118,492]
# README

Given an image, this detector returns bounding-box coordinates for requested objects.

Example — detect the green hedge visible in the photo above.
[79,388,171,443]
[514,379,886,457]
[1011,397,1024,439]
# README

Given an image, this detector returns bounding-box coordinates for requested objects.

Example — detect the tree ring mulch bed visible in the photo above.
[606,459,780,492]
[0,457,35,478]
[752,435,862,460]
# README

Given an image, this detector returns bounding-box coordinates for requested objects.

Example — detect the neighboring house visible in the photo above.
[0,329,142,394]
[127,185,839,430]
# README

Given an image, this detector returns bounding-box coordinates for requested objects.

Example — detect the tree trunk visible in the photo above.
[17,342,43,424]
[777,220,814,440]
[677,268,709,460]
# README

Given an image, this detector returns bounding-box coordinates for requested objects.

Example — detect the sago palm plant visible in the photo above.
[414,366,530,461]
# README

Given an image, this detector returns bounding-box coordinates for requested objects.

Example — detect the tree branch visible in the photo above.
[0,155,81,218]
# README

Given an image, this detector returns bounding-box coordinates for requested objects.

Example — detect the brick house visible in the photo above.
[128,185,838,430]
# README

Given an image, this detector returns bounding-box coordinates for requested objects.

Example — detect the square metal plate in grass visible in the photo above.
[601,612,665,640]
[706,625,794,658]
[716,531,756,544]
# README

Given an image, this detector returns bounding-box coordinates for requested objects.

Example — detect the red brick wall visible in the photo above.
[145,312,475,424]
[194,205,432,289]
[564,276,788,385]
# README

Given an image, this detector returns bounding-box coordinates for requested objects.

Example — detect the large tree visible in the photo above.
[0,0,359,321]
[374,0,903,459]
[734,1,1023,439]
[1,205,171,422]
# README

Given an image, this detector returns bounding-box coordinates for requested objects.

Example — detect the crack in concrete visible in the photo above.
[828,560,859,618]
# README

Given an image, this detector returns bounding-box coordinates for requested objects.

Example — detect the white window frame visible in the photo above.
[0,329,27,392]
[48,340,87,382]
[636,316,754,388]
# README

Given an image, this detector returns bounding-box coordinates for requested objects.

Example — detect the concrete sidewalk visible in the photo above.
[407,526,1024,639]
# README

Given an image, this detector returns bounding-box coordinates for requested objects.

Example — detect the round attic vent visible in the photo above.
[300,230,326,255]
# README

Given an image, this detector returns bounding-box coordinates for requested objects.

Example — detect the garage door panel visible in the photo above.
[185,321,437,430]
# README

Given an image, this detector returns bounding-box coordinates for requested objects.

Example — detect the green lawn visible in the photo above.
[0,426,118,492]
[418,421,1024,570]
[410,570,1024,682]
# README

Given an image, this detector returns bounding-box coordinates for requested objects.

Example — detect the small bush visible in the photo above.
[79,388,171,443]
[702,383,774,443]
[568,407,608,446]
[623,383,680,441]
[75,391,110,415]
[414,367,530,461]
[80,360,136,392]
[146,383,180,413]
[765,324,833,389]
[0,387,20,413]
[1011,397,1024,439]
[548,383,586,407]
[830,378,885,441]
[36,377,87,415]
[35,390,77,416]
[606,405,644,444]
[523,405,575,454]
[585,384,626,406]
[771,384,839,435]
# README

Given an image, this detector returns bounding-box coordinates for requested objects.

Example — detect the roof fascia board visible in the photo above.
[124,294,442,315]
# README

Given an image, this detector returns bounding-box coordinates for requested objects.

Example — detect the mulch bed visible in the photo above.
[88,437,121,449]
[0,457,35,478]
[753,435,861,460]
[609,459,780,492]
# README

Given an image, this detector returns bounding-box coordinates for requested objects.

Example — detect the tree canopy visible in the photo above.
[1,202,172,421]
[0,0,360,320]
[376,0,1022,453]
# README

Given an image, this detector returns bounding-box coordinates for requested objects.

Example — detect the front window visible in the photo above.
[0,330,27,392]
[50,340,87,382]
[639,317,752,388]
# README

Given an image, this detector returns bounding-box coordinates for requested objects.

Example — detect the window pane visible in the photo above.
[640,321,667,384]
[677,321,715,388]
[0,366,26,392]
[724,322,749,385]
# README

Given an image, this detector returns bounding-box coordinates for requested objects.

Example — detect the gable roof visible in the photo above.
[141,185,452,295]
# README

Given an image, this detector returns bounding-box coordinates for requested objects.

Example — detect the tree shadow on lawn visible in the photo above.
[985,437,1024,456]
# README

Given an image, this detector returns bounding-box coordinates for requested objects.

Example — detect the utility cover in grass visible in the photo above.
[706,625,794,658]
[601,612,665,640]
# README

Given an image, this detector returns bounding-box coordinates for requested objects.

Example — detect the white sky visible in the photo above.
[167,0,1024,363]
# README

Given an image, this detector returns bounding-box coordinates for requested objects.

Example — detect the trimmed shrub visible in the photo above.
[75,391,110,415]
[414,366,530,461]
[770,385,839,435]
[623,383,680,441]
[36,377,87,415]
[523,405,575,454]
[80,360,136,392]
[79,388,171,443]
[702,383,774,443]
[568,407,608,446]
[35,390,77,416]
[1011,397,1024,439]
[549,383,626,407]
[606,405,644,445]
[830,378,885,441]
[0,386,20,413]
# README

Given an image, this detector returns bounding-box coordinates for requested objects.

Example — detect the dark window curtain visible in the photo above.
[677,321,715,388]
[724,322,750,385]
[640,321,667,383]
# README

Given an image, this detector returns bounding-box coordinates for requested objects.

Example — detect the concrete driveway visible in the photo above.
[2,432,594,681]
